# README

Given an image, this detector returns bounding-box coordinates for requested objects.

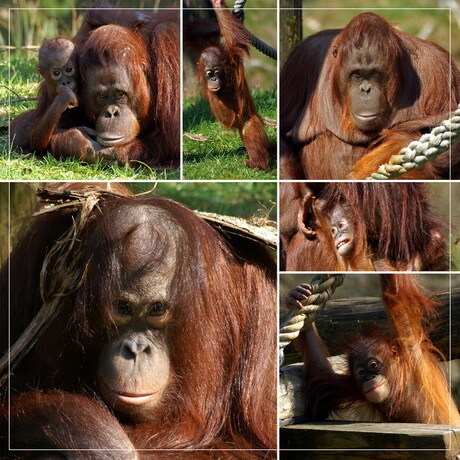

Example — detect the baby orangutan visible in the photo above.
[280,182,448,271]
[286,276,460,424]
[39,38,78,102]
[330,204,355,259]
[326,203,398,271]
[286,283,392,415]
[10,38,82,153]
[10,10,151,156]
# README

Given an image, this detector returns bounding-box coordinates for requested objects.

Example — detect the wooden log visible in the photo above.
[280,422,460,459]
[280,359,358,424]
[279,363,306,423]
[283,289,459,364]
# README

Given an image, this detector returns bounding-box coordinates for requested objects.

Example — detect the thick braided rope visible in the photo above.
[232,0,277,60]
[367,104,460,180]
[279,274,344,356]
[251,35,277,60]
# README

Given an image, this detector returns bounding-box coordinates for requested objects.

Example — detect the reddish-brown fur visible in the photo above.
[297,275,460,424]
[0,186,276,457]
[184,0,270,169]
[280,182,448,271]
[351,124,457,179]
[9,38,85,153]
[280,13,460,179]
[280,182,336,271]
[10,8,179,167]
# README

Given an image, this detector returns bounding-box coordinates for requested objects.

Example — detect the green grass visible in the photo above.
[0,142,178,180]
[1,139,180,180]
[3,52,180,180]
[183,89,277,180]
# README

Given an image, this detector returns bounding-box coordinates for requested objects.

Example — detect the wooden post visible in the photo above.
[280,0,302,64]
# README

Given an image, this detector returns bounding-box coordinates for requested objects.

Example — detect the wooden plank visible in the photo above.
[280,422,460,459]
[280,450,454,460]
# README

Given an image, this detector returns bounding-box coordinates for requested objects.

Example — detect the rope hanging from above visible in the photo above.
[232,0,277,60]
[366,104,460,180]
[279,274,344,366]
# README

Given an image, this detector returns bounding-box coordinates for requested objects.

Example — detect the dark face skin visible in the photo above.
[200,48,224,93]
[83,64,140,147]
[330,204,355,257]
[39,38,78,95]
[338,45,391,132]
[352,354,390,405]
[96,207,179,421]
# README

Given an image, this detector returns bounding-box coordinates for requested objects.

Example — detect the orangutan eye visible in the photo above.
[368,359,379,370]
[148,303,168,317]
[115,301,132,316]
[111,301,132,326]
[114,90,127,102]
[356,367,365,377]
[338,220,348,230]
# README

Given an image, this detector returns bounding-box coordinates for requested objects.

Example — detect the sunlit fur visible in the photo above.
[0,185,276,456]
[298,274,460,425]
[184,0,270,170]
[280,182,447,272]
[280,12,460,179]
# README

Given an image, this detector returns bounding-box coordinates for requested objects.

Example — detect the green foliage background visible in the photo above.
[0,181,277,264]
[281,0,460,65]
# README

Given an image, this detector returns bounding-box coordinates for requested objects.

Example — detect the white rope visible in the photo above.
[231,0,277,60]
[279,275,344,365]
[367,104,460,180]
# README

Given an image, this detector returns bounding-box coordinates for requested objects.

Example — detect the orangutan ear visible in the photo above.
[297,192,317,240]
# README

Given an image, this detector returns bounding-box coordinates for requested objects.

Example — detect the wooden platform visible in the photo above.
[280,421,460,459]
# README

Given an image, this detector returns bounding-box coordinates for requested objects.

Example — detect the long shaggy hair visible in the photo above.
[1,188,276,454]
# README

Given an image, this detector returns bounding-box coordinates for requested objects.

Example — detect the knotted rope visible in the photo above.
[279,274,344,366]
[367,104,460,180]
[232,0,277,60]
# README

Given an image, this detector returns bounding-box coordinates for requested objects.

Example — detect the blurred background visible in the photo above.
[0,181,277,265]
[0,0,177,47]
[183,0,276,98]
[453,183,460,268]
[280,273,453,307]
[280,0,460,66]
